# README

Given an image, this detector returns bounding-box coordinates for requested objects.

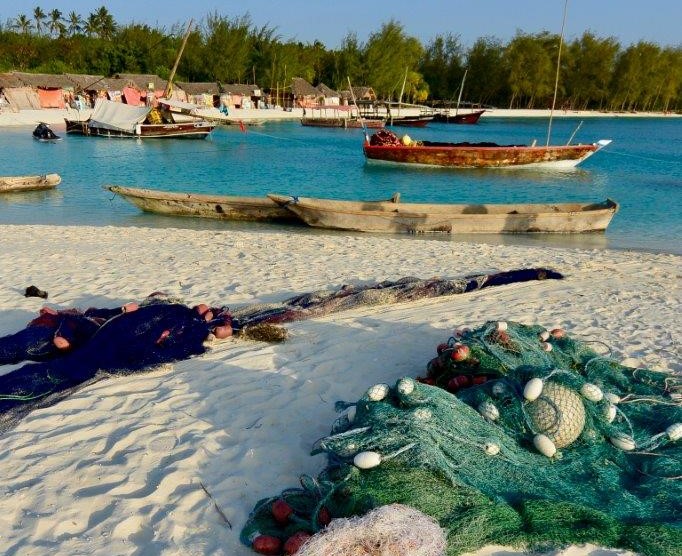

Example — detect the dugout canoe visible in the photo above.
[107,186,297,222]
[268,194,618,234]
[363,131,612,169]
[0,174,61,193]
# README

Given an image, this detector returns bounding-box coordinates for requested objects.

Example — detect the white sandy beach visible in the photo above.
[0,106,679,127]
[0,224,679,555]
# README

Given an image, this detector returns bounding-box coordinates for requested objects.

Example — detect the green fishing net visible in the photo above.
[241,321,681,555]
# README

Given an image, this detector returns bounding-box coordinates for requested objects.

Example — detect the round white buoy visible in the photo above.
[491,381,507,397]
[346,406,356,424]
[523,378,544,401]
[496,321,508,332]
[541,342,553,352]
[478,401,500,421]
[413,408,432,420]
[666,422,682,441]
[604,392,621,404]
[610,433,636,451]
[538,330,550,341]
[397,377,415,395]
[483,442,500,456]
[367,383,390,401]
[603,404,617,423]
[581,383,604,402]
[353,451,382,469]
[533,434,557,457]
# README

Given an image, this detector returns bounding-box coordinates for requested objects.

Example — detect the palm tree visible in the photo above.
[89,6,116,40]
[48,9,65,38]
[85,13,98,37]
[33,6,46,35]
[13,14,32,34]
[67,11,84,36]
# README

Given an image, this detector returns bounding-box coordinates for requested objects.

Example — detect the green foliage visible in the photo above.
[364,20,423,99]
[0,10,680,111]
[419,33,464,100]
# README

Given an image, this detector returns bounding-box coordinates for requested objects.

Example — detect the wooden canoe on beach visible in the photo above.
[0,174,61,193]
[268,194,619,234]
[107,185,297,222]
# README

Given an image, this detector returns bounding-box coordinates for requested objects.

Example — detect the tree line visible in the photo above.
[1,7,680,112]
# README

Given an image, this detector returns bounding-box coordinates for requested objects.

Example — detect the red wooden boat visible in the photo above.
[433,109,486,124]
[362,130,612,169]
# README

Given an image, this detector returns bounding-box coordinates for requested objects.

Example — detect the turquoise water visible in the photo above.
[0,117,680,253]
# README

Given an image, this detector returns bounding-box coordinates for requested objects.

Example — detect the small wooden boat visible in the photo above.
[66,99,215,139]
[0,174,61,193]
[107,186,297,222]
[268,194,618,234]
[433,109,486,124]
[363,130,612,169]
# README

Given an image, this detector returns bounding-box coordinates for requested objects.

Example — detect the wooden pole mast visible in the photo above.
[163,19,193,99]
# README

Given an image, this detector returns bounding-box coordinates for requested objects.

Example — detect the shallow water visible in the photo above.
[0,117,680,253]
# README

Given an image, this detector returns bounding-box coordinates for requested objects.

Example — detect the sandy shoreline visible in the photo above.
[0,106,679,127]
[0,223,679,555]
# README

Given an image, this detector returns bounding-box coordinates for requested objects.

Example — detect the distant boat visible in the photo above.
[433,68,486,124]
[433,109,486,124]
[65,99,216,139]
[363,130,612,169]
[32,122,62,141]
[356,100,434,127]
[301,105,384,129]
[268,194,618,234]
[0,174,61,193]
[107,185,298,222]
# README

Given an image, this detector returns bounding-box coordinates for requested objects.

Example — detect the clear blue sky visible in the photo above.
[4,0,681,48]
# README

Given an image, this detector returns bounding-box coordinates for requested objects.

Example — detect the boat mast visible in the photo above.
[455,68,468,116]
[396,67,408,119]
[163,19,193,99]
[546,0,568,146]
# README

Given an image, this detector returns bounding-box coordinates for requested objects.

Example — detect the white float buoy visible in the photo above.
[581,383,604,402]
[603,404,617,423]
[496,321,508,332]
[666,423,682,441]
[539,330,550,341]
[541,342,553,352]
[610,433,636,451]
[533,434,557,457]
[397,377,415,395]
[478,401,500,421]
[367,383,390,401]
[353,451,382,469]
[483,442,500,456]
[491,381,507,397]
[524,378,544,401]
[346,406,356,424]
[413,408,432,421]
[604,392,621,404]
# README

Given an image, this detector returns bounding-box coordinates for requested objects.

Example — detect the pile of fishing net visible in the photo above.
[0,270,561,432]
[241,321,681,555]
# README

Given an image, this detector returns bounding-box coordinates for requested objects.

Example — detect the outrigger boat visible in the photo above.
[107,185,297,222]
[65,99,215,139]
[0,174,61,193]
[362,130,612,169]
[268,194,618,234]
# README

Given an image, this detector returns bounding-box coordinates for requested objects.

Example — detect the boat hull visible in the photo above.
[301,118,384,129]
[65,119,215,139]
[433,110,486,124]
[363,142,601,169]
[268,195,618,234]
[108,186,297,222]
[0,174,61,193]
